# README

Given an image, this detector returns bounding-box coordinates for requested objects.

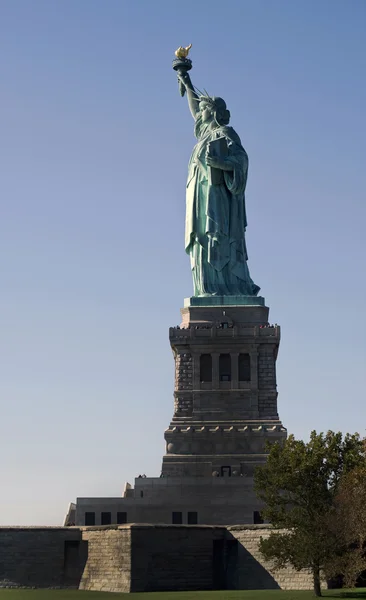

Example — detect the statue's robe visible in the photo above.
[185,115,260,296]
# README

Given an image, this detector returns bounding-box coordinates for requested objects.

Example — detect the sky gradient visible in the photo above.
[1,0,366,525]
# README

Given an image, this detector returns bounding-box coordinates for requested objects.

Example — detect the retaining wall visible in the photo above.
[0,524,317,592]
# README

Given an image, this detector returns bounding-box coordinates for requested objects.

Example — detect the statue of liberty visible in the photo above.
[173,47,260,298]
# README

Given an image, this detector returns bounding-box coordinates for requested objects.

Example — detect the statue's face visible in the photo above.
[199,101,213,123]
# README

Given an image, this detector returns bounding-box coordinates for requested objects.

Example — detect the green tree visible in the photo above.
[325,464,366,587]
[254,431,366,597]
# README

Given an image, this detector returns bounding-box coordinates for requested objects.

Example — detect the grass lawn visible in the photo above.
[0,590,366,599]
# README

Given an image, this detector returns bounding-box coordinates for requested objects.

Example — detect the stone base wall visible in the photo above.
[0,525,318,593]
[227,526,314,590]
[131,525,224,592]
[0,527,84,589]
[79,527,131,593]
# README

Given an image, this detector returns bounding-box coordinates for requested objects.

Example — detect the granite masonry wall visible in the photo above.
[130,525,224,592]
[0,527,85,589]
[258,346,278,418]
[175,352,193,392]
[0,525,317,593]
[227,526,314,590]
[79,527,131,593]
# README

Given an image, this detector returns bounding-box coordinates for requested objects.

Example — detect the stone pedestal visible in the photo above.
[74,299,287,526]
[162,301,287,478]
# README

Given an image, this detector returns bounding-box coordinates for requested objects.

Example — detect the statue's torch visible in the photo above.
[172,44,193,97]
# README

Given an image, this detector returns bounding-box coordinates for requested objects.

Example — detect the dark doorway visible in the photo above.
[213,539,226,589]
[63,540,88,587]
[221,466,231,477]
[187,511,198,524]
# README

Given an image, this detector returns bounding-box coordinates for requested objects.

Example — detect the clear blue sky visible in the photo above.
[1,0,365,525]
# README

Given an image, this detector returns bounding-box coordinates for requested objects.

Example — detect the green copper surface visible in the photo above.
[174,53,260,299]
[184,296,265,308]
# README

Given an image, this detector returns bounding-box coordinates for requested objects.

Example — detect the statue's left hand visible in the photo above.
[206,149,232,171]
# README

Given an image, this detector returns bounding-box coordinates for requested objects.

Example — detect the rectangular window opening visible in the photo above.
[84,512,95,526]
[253,510,264,524]
[200,354,212,383]
[221,466,232,477]
[101,512,111,525]
[219,354,231,382]
[187,511,198,524]
[117,512,127,524]
[239,353,251,382]
[172,511,183,524]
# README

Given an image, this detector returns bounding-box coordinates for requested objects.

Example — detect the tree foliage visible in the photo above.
[325,465,366,587]
[254,431,366,596]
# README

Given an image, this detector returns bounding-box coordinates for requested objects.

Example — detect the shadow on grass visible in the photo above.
[339,595,366,598]
[327,593,366,599]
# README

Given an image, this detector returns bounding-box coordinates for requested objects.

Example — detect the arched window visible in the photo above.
[200,354,212,382]
[239,353,251,381]
[219,354,231,381]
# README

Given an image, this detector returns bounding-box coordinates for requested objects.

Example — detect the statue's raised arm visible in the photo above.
[177,71,199,120]
[172,46,260,299]
[172,45,199,120]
